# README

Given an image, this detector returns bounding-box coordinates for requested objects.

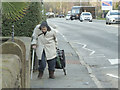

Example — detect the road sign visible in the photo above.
[101,0,112,10]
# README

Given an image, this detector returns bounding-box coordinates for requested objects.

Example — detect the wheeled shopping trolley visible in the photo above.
[55,49,66,75]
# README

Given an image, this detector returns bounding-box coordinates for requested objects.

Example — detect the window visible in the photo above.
[110,12,120,15]
[83,13,91,15]
[72,9,79,14]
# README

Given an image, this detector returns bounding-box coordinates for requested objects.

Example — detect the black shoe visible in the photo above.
[49,70,55,79]
[38,71,43,79]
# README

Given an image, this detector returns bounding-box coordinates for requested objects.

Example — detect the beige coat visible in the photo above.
[31,24,58,60]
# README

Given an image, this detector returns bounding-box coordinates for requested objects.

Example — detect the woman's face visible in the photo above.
[41,26,47,33]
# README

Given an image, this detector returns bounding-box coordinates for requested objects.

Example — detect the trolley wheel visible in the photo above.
[63,68,67,75]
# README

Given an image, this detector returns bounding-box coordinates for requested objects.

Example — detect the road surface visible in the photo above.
[47,18,119,88]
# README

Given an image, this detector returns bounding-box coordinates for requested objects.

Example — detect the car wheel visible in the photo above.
[106,22,108,24]
[108,22,111,25]
[80,20,83,22]
[71,17,73,20]
[89,20,92,22]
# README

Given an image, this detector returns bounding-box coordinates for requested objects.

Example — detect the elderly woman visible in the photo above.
[31,21,58,79]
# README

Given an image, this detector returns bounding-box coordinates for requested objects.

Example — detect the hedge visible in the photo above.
[2,2,46,37]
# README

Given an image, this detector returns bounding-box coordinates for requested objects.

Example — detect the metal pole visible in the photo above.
[80,0,81,6]
[12,24,14,42]
[31,49,35,79]
[41,0,43,19]
[96,0,99,19]
[60,0,62,14]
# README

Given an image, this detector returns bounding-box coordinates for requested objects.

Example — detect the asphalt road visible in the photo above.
[47,18,119,88]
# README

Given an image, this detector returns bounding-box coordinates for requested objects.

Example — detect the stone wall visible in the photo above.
[0,37,31,88]
[2,54,21,88]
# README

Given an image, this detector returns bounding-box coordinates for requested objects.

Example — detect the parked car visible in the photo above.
[80,12,92,22]
[59,14,65,18]
[46,12,55,18]
[106,10,120,25]
[67,11,71,15]
[66,14,71,20]
[71,6,95,20]
[55,13,59,17]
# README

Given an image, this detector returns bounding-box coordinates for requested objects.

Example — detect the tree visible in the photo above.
[2,2,45,37]
[115,2,119,9]
[2,2,30,21]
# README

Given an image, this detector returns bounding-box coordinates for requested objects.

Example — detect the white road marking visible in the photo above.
[101,66,118,69]
[72,42,95,56]
[89,51,95,56]
[106,73,120,79]
[50,26,68,42]
[83,44,87,48]
[108,59,120,65]
[55,25,58,28]
[59,33,68,42]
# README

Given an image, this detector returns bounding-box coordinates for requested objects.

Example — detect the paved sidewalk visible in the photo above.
[30,30,97,88]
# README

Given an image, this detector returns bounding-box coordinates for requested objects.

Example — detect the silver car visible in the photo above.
[106,10,120,25]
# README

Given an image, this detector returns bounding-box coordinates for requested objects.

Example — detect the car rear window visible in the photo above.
[110,12,120,15]
[82,13,91,15]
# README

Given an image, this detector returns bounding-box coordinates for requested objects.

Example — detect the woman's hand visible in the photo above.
[32,44,37,49]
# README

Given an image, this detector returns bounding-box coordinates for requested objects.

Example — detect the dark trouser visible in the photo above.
[38,50,56,71]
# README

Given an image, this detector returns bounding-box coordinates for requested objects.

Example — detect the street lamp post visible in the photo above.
[41,0,43,5]
[41,0,44,20]
[12,24,14,42]
[80,0,81,6]
[96,0,99,19]
[60,0,62,14]
[41,0,44,12]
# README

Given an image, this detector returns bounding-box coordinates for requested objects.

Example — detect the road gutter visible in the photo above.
[68,42,103,88]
